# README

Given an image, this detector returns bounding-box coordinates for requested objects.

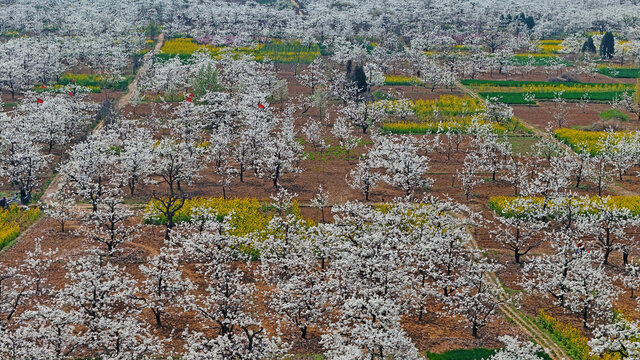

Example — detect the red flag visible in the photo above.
[68,91,74,97]
[186,97,192,102]
[258,103,265,109]
[37,98,43,104]
[41,85,46,89]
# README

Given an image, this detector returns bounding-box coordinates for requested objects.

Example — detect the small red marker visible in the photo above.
[37,98,43,104]
[258,103,265,109]
[188,93,194,98]
[186,97,192,102]
[68,91,74,96]
[41,85,46,89]
[71,78,75,82]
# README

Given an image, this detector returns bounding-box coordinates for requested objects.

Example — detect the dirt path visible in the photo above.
[41,33,165,203]
[464,231,569,359]
[10,34,167,248]
[290,0,304,15]
[455,81,483,102]
[460,77,640,359]
[115,33,165,112]
[457,81,572,359]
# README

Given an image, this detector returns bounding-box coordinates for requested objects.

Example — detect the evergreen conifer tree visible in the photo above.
[582,36,596,53]
[600,31,615,59]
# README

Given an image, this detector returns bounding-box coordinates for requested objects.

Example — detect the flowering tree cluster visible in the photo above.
[0,194,517,358]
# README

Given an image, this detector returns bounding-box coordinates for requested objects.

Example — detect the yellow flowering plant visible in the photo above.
[379,95,529,134]
[553,128,633,155]
[160,38,320,64]
[384,75,422,86]
[0,205,40,250]
[536,310,620,360]
[490,195,640,218]
[144,197,303,237]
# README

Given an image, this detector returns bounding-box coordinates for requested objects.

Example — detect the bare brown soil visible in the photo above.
[3,60,640,356]
[513,102,639,131]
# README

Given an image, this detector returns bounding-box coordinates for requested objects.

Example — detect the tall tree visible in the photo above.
[600,31,615,59]
[582,36,596,53]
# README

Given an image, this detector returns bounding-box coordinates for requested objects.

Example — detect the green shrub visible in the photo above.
[600,108,630,121]
[191,64,221,97]
[371,90,394,100]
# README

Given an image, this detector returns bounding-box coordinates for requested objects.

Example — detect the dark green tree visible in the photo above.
[350,65,368,94]
[599,31,615,59]
[191,64,221,97]
[582,36,596,53]
[143,21,162,41]
[524,16,535,29]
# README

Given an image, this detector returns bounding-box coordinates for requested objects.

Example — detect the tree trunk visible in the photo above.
[598,178,603,196]
[623,248,629,266]
[129,179,136,196]
[603,246,611,265]
[165,214,174,241]
[153,309,162,327]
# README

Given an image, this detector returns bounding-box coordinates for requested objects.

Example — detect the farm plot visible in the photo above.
[157,37,321,63]
[379,95,531,134]
[0,205,40,250]
[462,79,634,104]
